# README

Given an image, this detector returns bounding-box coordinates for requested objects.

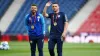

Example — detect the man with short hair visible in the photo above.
[25,4,45,56]
[43,2,68,56]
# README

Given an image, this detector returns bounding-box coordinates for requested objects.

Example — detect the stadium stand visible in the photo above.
[76,4,100,34]
[0,0,14,20]
[5,0,87,35]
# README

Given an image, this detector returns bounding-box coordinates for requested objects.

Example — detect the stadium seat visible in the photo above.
[76,4,100,34]
[0,0,14,19]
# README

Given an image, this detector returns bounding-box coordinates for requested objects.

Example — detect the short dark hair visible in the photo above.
[52,2,58,5]
[52,2,59,6]
[31,4,37,6]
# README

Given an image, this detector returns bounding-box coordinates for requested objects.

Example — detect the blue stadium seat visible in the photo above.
[0,0,13,19]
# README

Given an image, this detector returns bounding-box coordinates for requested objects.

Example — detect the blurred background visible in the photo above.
[0,0,100,56]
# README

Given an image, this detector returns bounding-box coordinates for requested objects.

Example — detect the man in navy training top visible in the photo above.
[25,4,45,56]
[43,2,68,56]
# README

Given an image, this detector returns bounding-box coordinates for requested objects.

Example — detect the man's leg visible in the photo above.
[29,39,36,56]
[57,38,63,56]
[48,38,56,56]
[37,36,44,56]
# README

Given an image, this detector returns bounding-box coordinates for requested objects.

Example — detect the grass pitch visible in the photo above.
[0,41,100,56]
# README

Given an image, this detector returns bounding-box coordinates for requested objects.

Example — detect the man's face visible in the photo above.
[31,6,37,13]
[52,4,59,12]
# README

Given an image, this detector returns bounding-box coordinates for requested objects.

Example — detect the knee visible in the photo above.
[38,48,43,52]
[49,48,54,52]
[30,47,36,53]
[31,49,36,53]
[57,49,62,53]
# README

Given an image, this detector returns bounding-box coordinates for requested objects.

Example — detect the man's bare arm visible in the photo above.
[63,22,68,36]
[62,14,69,38]
[43,2,51,17]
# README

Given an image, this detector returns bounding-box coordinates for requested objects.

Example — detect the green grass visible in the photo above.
[0,41,100,56]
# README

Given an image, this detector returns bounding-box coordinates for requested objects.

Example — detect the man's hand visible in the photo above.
[46,1,52,7]
[61,32,66,41]
[62,32,66,38]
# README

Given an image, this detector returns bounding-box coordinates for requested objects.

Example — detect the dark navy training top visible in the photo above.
[48,12,68,36]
